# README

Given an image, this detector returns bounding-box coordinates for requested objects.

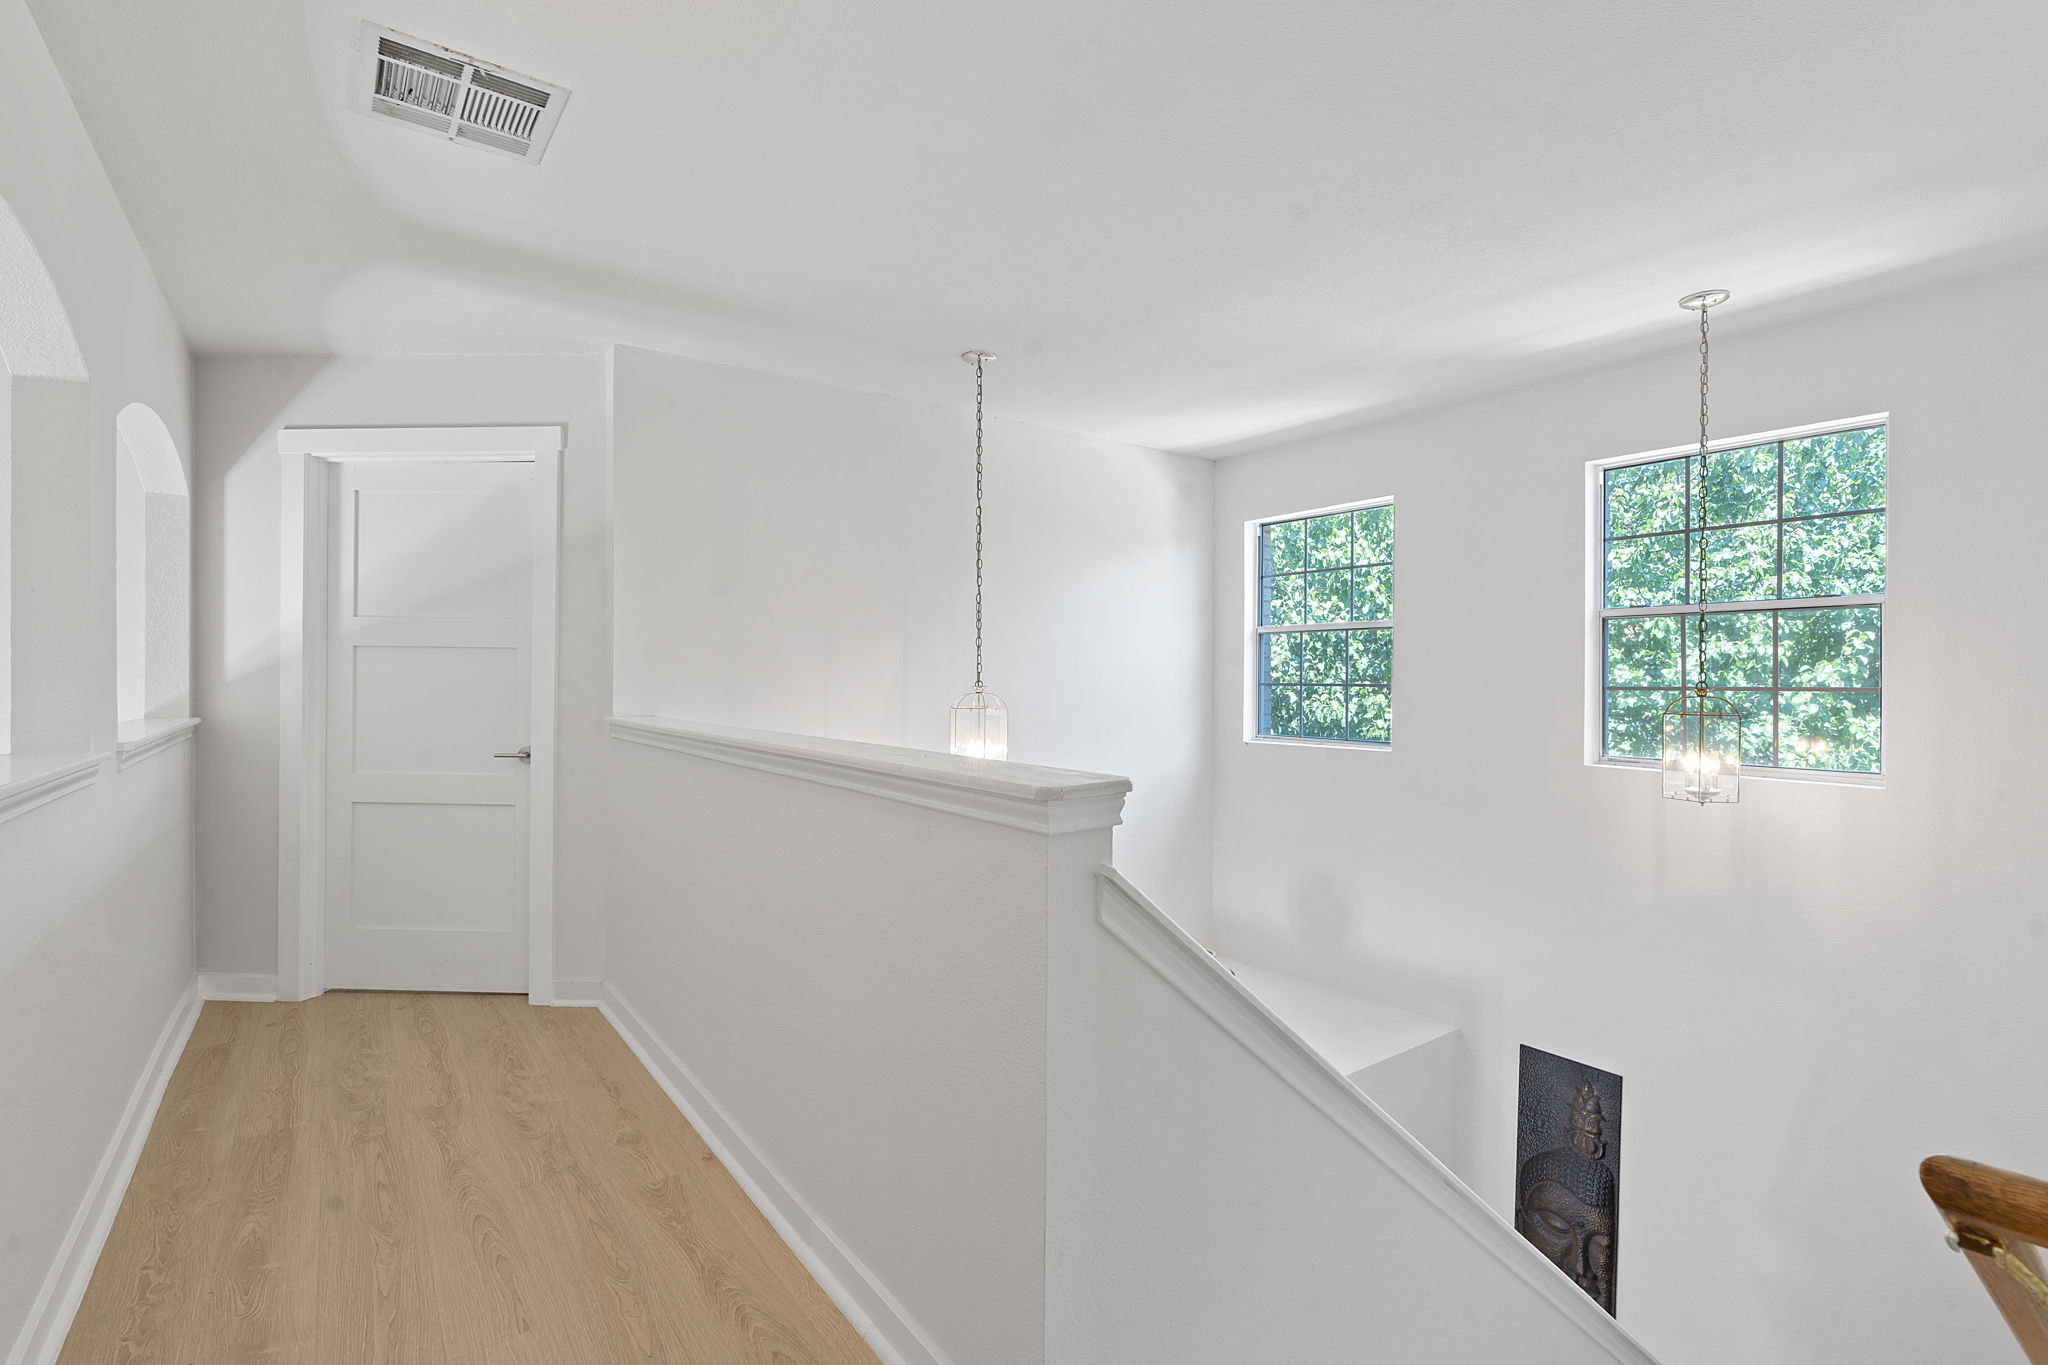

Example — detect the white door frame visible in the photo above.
[275,425,563,1003]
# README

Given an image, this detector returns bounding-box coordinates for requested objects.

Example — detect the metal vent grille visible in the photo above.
[353,23,569,164]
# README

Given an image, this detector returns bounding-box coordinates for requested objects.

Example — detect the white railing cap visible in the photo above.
[607,716,1130,835]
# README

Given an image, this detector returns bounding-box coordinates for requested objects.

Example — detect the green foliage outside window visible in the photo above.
[1600,424,1886,773]
[1257,505,1393,744]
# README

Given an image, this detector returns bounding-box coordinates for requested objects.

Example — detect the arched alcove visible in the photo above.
[114,402,190,722]
[0,194,91,754]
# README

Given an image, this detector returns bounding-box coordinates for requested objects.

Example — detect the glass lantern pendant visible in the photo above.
[1661,290,1739,805]
[1661,635,1741,804]
[951,685,1009,761]
[950,350,1009,761]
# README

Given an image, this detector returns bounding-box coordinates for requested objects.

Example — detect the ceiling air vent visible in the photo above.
[352,23,570,164]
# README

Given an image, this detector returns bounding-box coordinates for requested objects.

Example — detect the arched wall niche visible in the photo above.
[114,402,190,722]
[0,193,93,754]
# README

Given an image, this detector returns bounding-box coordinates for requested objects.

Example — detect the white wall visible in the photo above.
[1048,871,1656,1365]
[609,345,1216,933]
[192,355,610,984]
[1211,258,2048,1365]
[605,728,1064,1365]
[604,721,1658,1365]
[0,0,195,1350]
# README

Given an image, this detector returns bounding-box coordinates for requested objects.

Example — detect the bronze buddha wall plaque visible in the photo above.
[1515,1045,1622,1314]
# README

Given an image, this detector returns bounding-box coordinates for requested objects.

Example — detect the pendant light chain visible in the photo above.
[973,352,987,693]
[1662,287,1739,805]
[1695,299,1711,694]
[949,349,1008,761]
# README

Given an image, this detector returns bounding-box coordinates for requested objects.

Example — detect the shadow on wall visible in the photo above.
[114,401,190,724]
[191,355,612,980]
[0,191,92,756]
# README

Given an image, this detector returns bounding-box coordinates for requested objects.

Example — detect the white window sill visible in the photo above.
[0,752,108,826]
[1590,757,1884,790]
[115,717,201,770]
[1245,735,1392,754]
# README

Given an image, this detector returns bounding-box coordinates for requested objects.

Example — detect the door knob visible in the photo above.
[494,746,532,763]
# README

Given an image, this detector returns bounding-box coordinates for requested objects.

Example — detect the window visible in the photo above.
[1597,419,1886,776]
[1252,501,1394,745]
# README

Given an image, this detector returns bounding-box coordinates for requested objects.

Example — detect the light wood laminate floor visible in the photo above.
[58,992,884,1365]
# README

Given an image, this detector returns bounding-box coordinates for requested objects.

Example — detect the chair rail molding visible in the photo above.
[114,717,200,770]
[606,716,1130,835]
[1093,868,1664,1365]
[0,753,106,827]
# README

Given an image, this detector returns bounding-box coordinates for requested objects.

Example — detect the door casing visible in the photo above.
[275,426,563,1003]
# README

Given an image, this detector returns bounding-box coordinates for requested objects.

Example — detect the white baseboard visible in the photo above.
[6,979,201,1365]
[198,972,278,1002]
[547,979,605,1006]
[598,985,949,1365]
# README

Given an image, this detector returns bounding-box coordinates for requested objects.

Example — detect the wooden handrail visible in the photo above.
[1924,1156,2048,1248]
[1923,1155,2048,1364]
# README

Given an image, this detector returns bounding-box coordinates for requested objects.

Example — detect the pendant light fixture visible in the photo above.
[950,350,1009,761]
[1662,290,1741,805]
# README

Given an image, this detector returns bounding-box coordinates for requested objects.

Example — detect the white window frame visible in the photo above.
[1243,495,1395,752]
[1584,412,1889,789]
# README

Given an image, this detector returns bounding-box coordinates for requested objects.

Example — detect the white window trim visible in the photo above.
[1583,412,1889,789]
[1243,494,1395,752]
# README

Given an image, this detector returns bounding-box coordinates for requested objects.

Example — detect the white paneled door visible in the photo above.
[324,460,535,992]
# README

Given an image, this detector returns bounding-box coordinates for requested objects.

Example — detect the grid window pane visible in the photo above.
[1701,524,1779,603]
[1258,625,1395,744]
[1347,627,1392,685]
[1606,615,1684,688]
[1729,689,1776,768]
[1348,687,1391,742]
[1352,563,1394,620]
[1782,512,1885,598]
[1302,631,1347,683]
[1779,690,1881,773]
[1303,686,1347,739]
[1306,513,1353,569]
[1690,610,1776,690]
[1779,607,1881,688]
[1262,686,1302,736]
[1599,423,1885,773]
[1261,574,1306,626]
[1606,689,1676,760]
[1783,428,1885,517]
[1605,460,1687,538]
[1605,533,1690,608]
[1256,502,1394,745]
[1261,632,1303,684]
[1264,519,1306,574]
[1305,569,1352,623]
[1700,443,1779,527]
[1354,505,1395,563]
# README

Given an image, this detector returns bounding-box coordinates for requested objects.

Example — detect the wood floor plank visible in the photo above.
[57,1004,246,1365]
[526,1005,882,1364]
[56,993,884,1365]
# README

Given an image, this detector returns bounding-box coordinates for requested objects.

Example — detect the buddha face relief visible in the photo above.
[1516,1175,1616,1311]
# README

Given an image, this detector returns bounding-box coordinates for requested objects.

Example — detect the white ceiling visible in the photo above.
[28,0,2048,452]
